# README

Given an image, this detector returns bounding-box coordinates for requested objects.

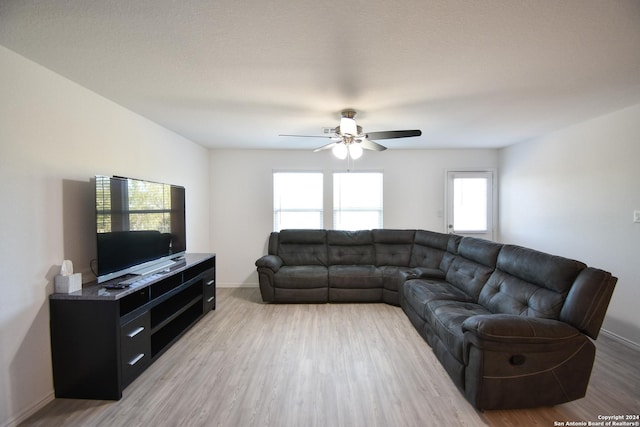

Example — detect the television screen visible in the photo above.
[95,175,186,283]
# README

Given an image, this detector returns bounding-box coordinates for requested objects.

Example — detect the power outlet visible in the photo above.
[634,210,640,223]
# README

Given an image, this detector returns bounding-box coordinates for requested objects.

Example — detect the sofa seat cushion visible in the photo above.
[425,300,492,362]
[402,279,475,319]
[329,265,382,289]
[274,266,328,289]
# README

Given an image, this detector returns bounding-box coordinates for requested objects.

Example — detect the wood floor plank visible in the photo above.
[21,288,639,427]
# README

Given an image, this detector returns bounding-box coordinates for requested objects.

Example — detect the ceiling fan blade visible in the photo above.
[313,142,338,152]
[279,134,333,139]
[360,139,387,151]
[365,130,422,140]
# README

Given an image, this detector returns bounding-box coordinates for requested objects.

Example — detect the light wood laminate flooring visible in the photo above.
[22,288,639,426]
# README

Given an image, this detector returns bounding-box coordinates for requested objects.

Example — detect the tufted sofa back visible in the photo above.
[372,229,415,266]
[277,229,328,266]
[445,237,502,300]
[327,230,375,265]
[410,230,450,268]
[478,245,586,320]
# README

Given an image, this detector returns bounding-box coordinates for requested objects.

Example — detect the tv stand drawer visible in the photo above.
[121,311,151,387]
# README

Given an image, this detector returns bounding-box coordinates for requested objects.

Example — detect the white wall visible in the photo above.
[499,104,640,346]
[209,149,498,287]
[5,35,636,426]
[0,46,211,426]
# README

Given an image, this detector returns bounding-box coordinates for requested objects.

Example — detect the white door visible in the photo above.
[445,170,495,240]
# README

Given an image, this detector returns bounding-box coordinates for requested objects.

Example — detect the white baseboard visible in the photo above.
[2,391,54,427]
[600,328,640,351]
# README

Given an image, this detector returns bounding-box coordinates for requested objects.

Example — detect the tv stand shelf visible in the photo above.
[49,253,215,400]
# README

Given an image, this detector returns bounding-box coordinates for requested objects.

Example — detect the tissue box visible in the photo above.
[54,273,82,294]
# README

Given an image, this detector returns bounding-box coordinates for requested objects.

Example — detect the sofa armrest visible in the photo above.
[255,255,283,272]
[462,314,582,346]
[403,267,446,280]
[461,313,595,409]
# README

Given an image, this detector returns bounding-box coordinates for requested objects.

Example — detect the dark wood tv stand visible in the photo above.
[49,253,216,400]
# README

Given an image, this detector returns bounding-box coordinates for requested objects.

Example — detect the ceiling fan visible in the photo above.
[280,109,422,159]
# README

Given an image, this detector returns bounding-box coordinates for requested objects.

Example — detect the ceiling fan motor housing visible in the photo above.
[341,109,357,119]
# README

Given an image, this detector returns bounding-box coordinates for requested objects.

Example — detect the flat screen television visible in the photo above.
[94,175,186,283]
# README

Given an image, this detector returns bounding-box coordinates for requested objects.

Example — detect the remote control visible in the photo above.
[103,283,130,290]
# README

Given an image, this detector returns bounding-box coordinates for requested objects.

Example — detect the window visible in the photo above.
[273,172,323,231]
[453,177,487,231]
[445,170,495,240]
[333,172,383,230]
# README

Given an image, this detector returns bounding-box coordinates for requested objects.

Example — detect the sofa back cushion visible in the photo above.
[278,229,328,266]
[479,245,586,319]
[328,230,375,265]
[373,229,415,266]
[410,230,450,268]
[438,234,463,273]
[445,237,502,300]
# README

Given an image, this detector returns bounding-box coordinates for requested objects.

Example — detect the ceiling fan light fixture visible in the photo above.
[332,143,348,159]
[348,143,363,159]
[340,117,358,136]
[280,109,421,159]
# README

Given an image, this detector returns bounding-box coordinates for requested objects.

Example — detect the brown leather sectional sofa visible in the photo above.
[255,229,617,409]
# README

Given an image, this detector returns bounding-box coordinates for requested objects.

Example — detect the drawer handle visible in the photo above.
[127,326,145,338]
[206,280,214,286]
[207,297,215,303]
[128,353,145,366]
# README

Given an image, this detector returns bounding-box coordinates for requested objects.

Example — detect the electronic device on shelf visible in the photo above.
[103,283,129,290]
[94,175,186,284]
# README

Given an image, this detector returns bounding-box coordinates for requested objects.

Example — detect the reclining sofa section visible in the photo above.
[255,229,617,410]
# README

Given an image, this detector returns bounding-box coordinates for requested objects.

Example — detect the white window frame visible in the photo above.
[273,171,324,231]
[333,171,384,231]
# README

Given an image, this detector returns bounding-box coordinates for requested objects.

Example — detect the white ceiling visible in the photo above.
[2,0,640,150]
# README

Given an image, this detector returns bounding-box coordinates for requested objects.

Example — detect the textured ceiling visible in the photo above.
[1,0,640,150]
